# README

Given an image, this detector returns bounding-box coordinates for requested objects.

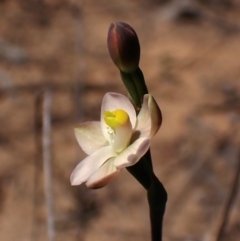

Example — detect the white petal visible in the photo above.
[113,137,150,168]
[111,119,132,153]
[135,95,151,138]
[135,95,162,139]
[86,158,121,189]
[70,146,116,186]
[74,121,108,155]
[148,95,162,138]
[101,92,136,141]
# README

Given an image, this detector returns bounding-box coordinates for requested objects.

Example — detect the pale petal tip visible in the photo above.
[86,175,114,189]
[86,167,121,189]
[148,95,162,138]
[70,173,81,186]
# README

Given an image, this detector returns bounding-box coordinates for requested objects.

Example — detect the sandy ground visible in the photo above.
[0,1,240,241]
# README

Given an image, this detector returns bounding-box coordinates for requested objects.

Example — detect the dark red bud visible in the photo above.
[107,22,140,73]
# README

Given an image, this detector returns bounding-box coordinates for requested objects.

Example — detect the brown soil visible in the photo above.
[0,1,240,241]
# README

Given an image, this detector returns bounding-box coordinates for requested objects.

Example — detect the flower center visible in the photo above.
[103,109,132,153]
[104,109,129,129]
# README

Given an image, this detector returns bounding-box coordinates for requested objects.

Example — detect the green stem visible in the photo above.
[147,173,167,241]
[126,157,152,190]
[145,149,153,171]
[120,71,142,108]
[131,67,149,102]
[127,157,167,241]
[119,63,167,241]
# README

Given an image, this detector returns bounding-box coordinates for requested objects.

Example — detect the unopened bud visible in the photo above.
[107,22,140,73]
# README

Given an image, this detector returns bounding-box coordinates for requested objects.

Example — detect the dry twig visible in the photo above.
[31,89,55,241]
[42,89,55,241]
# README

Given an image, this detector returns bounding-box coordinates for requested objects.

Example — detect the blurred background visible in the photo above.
[0,0,240,241]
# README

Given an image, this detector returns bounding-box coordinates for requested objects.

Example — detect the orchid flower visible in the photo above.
[70,92,162,189]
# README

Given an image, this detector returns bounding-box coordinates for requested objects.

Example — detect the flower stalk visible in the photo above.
[108,21,167,241]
